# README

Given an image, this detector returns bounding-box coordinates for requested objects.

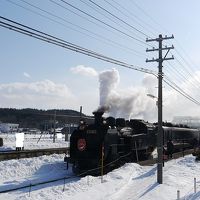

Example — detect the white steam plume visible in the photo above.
[98,69,157,120]
[99,68,119,107]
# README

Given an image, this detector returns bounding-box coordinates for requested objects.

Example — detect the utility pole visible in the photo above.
[53,110,56,143]
[146,34,174,184]
[80,106,82,120]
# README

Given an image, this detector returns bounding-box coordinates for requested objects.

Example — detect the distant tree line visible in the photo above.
[0,108,93,129]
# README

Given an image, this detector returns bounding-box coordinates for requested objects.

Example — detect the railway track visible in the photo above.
[0,147,69,161]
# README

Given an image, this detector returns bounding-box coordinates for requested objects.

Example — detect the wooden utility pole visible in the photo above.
[80,106,82,119]
[146,34,174,184]
[53,110,56,143]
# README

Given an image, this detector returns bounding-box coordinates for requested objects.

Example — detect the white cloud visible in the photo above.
[70,65,98,77]
[0,80,78,109]
[23,72,31,78]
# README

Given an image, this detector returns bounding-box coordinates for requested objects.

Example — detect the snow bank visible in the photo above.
[0,154,200,199]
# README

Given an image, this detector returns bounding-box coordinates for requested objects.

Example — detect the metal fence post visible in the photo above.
[87,176,89,186]
[177,190,180,200]
[101,144,104,183]
[62,178,66,192]
[182,140,185,157]
[29,183,32,197]
[134,141,139,162]
[194,177,197,193]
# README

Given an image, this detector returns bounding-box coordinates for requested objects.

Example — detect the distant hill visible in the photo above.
[0,108,93,129]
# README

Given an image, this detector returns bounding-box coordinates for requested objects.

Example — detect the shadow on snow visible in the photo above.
[0,161,79,193]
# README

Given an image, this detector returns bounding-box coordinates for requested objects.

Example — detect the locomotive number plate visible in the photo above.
[77,139,86,151]
[87,130,97,134]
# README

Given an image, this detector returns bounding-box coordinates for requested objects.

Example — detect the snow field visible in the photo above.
[0,133,69,151]
[0,154,200,199]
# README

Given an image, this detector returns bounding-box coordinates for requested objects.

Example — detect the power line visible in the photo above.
[94,0,200,94]
[174,38,200,73]
[163,76,200,106]
[59,0,152,48]
[78,0,145,42]
[9,0,145,58]
[87,0,150,38]
[128,0,168,34]
[7,0,111,45]
[103,0,157,38]
[174,55,200,87]
[174,50,200,83]
[3,2,200,109]
[129,0,200,89]
[49,0,120,37]
[49,0,150,51]
[0,16,156,76]
[110,0,200,83]
[166,62,200,92]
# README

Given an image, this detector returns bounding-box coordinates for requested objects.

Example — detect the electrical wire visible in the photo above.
[174,50,200,83]
[78,0,145,42]
[2,2,200,107]
[49,0,150,53]
[0,16,156,76]
[128,0,200,90]
[9,0,145,58]
[165,62,200,91]
[163,76,200,106]
[164,68,200,102]
[87,0,150,38]
[59,0,152,48]
[128,0,169,34]
[104,0,157,38]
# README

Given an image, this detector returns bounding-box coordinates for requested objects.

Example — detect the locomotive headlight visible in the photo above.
[80,120,84,124]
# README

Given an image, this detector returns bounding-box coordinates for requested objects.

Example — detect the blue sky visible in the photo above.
[1,0,200,121]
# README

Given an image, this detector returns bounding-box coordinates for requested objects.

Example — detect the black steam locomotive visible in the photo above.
[67,111,200,175]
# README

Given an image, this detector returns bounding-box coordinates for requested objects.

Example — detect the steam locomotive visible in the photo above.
[67,111,200,175]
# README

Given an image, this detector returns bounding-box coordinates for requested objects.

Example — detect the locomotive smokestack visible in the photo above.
[93,111,104,125]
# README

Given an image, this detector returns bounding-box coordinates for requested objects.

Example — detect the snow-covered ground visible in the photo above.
[0,133,69,151]
[0,154,200,200]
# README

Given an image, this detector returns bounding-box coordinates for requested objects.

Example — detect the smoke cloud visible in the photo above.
[98,69,157,120]
[99,68,120,106]
[97,68,200,122]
